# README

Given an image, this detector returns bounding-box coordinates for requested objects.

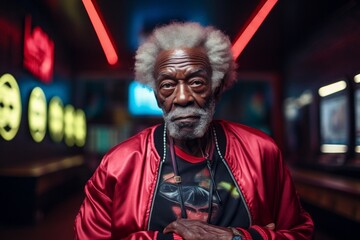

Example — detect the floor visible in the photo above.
[0,191,84,240]
[0,191,352,240]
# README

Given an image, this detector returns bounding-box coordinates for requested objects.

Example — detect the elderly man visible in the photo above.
[74,22,314,240]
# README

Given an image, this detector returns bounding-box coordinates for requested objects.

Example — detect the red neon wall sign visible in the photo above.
[232,0,278,60]
[23,16,54,83]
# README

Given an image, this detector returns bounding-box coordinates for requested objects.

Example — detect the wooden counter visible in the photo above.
[290,167,360,222]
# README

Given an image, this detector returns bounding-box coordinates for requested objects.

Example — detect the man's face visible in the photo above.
[153,48,215,140]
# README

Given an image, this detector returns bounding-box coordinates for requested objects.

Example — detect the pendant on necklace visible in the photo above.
[174,175,182,184]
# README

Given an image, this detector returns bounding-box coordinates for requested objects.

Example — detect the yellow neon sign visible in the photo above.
[64,104,75,147]
[74,109,87,147]
[0,73,87,146]
[0,74,22,141]
[48,96,64,142]
[28,87,47,142]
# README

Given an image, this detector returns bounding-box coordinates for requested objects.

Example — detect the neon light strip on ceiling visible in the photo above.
[232,0,278,60]
[82,0,118,65]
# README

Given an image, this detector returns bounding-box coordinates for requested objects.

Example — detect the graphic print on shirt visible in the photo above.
[159,167,221,222]
[149,148,250,231]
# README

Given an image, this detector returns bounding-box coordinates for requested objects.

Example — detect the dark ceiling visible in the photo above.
[42,0,278,75]
[2,0,357,78]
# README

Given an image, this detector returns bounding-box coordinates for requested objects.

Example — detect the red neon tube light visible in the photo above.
[82,0,118,65]
[232,0,278,60]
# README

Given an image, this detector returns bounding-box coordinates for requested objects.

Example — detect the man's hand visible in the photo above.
[163,219,233,240]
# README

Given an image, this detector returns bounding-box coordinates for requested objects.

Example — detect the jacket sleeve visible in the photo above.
[73,159,163,240]
[236,146,314,240]
[74,158,112,239]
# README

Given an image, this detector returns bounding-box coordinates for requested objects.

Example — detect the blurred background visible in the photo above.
[0,0,359,239]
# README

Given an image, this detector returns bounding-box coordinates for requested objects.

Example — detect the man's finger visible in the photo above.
[265,222,275,230]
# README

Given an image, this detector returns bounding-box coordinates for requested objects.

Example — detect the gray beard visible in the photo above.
[163,98,215,140]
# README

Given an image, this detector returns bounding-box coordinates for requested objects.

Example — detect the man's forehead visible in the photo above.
[154,48,211,69]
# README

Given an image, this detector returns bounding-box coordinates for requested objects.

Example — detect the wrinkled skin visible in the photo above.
[154,48,216,154]
[163,219,276,240]
[154,48,234,239]
[164,219,233,240]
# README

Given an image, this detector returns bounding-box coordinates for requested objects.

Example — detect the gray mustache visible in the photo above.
[166,107,206,120]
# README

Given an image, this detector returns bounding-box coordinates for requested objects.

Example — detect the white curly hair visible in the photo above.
[134,22,237,95]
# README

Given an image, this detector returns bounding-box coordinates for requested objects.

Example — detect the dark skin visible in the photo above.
[154,48,215,156]
[163,219,233,240]
[153,48,276,239]
[153,48,234,240]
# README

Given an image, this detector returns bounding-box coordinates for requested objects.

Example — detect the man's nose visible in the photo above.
[174,83,194,106]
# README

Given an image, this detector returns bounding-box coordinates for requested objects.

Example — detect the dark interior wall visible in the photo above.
[282,3,360,167]
[0,1,83,166]
[284,3,360,98]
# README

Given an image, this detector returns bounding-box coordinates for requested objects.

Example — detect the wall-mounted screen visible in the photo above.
[355,88,360,153]
[318,81,349,155]
[128,81,162,116]
[320,94,349,148]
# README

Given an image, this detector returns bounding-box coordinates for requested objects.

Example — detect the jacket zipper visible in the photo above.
[148,126,253,228]
[213,128,253,226]
[147,156,165,230]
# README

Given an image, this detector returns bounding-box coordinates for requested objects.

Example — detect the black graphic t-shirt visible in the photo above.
[149,144,250,232]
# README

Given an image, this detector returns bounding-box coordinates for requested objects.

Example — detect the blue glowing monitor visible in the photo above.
[128,81,163,116]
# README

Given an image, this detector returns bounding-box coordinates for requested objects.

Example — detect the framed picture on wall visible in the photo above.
[214,73,282,146]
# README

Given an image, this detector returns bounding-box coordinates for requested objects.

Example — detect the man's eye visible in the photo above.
[160,81,175,89]
[190,78,205,87]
